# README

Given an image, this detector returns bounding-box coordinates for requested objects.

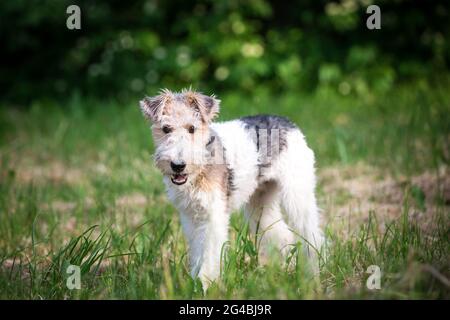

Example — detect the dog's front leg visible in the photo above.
[180,199,229,289]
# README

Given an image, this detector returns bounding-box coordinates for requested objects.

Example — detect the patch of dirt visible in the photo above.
[318,163,449,236]
[41,197,94,214]
[115,193,148,208]
[47,200,77,212]
[15,160,85,185]
[1,258,31,280]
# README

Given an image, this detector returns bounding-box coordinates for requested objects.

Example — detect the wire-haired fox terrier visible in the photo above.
[140,89,323,288]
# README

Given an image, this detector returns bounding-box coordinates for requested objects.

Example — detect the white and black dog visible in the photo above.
[140,89,323,288]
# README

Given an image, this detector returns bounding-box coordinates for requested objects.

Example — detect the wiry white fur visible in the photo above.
[162,119,324,288]
[210,121,260,210]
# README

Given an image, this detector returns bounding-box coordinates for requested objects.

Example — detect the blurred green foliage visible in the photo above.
[1,0,448,103]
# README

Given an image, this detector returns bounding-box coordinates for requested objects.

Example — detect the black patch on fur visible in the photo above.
[226,166,236,198]
[206,133,235,200]
[241,115,297,172]
[206,131,222,161]
[240,114,296,130]
[220,143,236,198]
[241,114,296,153]
[206,134,215,148]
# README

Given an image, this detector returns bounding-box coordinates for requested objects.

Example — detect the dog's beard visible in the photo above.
[154,147,209,187]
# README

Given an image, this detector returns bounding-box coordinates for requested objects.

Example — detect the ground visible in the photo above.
[0,83,449,299]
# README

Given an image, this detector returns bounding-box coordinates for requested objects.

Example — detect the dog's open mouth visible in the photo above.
[170,173,188,185]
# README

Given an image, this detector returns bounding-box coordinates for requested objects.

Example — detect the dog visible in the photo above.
[139,89,324,288]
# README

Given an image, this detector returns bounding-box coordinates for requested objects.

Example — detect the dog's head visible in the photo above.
[140,89,220,186]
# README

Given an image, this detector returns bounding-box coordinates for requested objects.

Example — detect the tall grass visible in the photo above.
[0,198,447,299]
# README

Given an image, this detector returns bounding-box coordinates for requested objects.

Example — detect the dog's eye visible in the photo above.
[188,126,195,134]
[162,126,172,134]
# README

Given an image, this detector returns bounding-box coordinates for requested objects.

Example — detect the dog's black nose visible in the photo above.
[170,161,186,173]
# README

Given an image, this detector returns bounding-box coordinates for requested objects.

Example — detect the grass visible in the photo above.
[0,81,449,299]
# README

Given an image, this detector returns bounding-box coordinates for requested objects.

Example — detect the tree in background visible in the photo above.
[1,0,448,104]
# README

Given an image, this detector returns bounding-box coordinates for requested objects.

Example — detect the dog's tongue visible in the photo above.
[172,173,187,184]
[173,174,184,181]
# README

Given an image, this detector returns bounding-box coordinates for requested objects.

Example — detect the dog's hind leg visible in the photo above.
[277,130,324,271]
[244,180,295,260]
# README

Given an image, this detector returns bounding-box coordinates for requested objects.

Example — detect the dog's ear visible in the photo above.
[139,89,173,122]
[184,90,220,123]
